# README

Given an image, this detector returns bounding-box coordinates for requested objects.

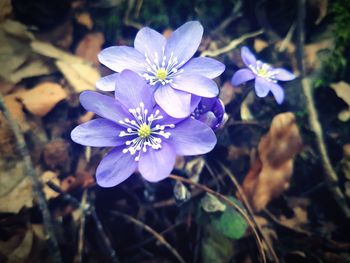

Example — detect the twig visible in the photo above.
[168,175,267,263]
[0,93,62,263]
[200,30,264,57]
[89,197,120,263]
[75,189,88,263]
[211,2,242,36]
[217,162,280,263]
[123,0,143,30]
[111,211,186,263]
[296,0,350,218]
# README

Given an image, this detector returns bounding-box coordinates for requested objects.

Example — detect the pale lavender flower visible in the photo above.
[232,46,295,104]
[71,70,217,187]
[192,97,227,131]
[97,21,225,118]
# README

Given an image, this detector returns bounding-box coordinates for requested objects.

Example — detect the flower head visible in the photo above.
[231,46,295,104]
[192,97,227,131]
[71,70,217,187]
[97,21,225,118]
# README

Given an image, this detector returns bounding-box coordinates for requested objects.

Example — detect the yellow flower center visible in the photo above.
[256,68,269,78]
[138,123,151,138]
[156,68,168,80]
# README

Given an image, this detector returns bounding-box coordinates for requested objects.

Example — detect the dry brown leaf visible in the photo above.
[76,12,93,29]
[18,82,67,117]
[75,32,104,66]
[240,112,303,211]
[304,39,333,72]
[330,81,350,106]
[3,91,27,130]
[219,81,238,106]
[0,177,32,213]
[41,171,60,199]
[42,139,70,172]
[31,40,99,93]
[0,0,12,22]
[78,111,95,124]
[254,38,268,53]
[280,206,308,229]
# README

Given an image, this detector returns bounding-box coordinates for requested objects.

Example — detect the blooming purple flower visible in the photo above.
[192,97,227,131]
[97,21,225,118]
[71,70,217,187]
[231,46,295,104]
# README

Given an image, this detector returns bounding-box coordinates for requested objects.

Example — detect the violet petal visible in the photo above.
[270,68,296,81]
[71,119,125,147]
[98,46,145,73]
[269,82,285,104]
[154,85,192,118]
[165,21,203,64]
[254,76,271,98]
[96,73,118,91]
[171,74,218,98]
[138,142,176,182]
[170,118,217,155]
[96,147,137,187]
[241,46,257,67]
[115,70,155,111]
[231,68,255,86]
[134,27,166,62]
[182,57,225,79]
[80,91,129,121]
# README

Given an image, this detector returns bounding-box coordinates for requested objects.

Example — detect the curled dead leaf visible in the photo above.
[240,112,303,211]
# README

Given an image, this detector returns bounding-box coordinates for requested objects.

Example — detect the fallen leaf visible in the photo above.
[185,157,205,183]
[41,171,60,199]
[31,40,99,93]
[173,181,191,204]
[0,0,12,22]
[240,112,303,211]
[219,81,238,106]
[75,32,104,66]
[18,82,67,117]
[0,176,32,213]
[75,12,94,30]
[330,81,350,106]
[3,92,28,131]
[254,38,268,53]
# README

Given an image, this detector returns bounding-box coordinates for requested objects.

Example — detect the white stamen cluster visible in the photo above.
[249,60,277,82]
[142,47,185,85]
[118,102,175,161]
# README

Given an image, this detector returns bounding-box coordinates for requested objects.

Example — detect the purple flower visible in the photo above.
[97,21,225,118]
[231,46,295,104]
[192,97,227,131]
[71,70,217,187]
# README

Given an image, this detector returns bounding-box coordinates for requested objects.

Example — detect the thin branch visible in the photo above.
[168,175,267,263]
[111,211,186,263]
[75,189,88,263]
[296,0,350,218]
[217,162,280,263]
[0,93,62,263]
[200,30,264,57]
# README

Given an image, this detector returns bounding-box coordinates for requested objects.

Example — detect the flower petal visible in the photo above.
[171,74,219,98]
[98,46,145,73]
[80,91,129,121]
[270,68,296,81]
[190,95,201,112]
[170,118,217,155]
[96,73,118,91]
[182,57,225,79]
[71,119,125,147]
[134,27,166,62]
[269,82,285,104]
[96,147,137,187]
[254,77,271,98]
[165,21,203,64]
[115,70,155,111]
[231,68,255,86]
[241,46,257,66]
[155,85,191,118]
[138,142,176,182]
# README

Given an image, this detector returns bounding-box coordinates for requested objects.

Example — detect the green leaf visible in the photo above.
[201,226,234,263]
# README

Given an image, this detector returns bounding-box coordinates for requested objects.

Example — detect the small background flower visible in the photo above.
[97,21,225,118]
[232,46,295,104]
[71,70,217,187]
